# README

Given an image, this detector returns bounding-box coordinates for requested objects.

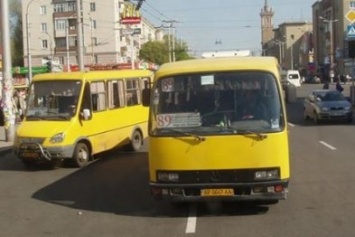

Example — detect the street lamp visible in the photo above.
[26,0,36,82]
[320,16,338,81]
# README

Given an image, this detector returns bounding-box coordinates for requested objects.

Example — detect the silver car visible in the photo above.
[303,89,353,124]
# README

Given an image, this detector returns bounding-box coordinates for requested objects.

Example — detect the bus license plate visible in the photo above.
[201,189,234,196]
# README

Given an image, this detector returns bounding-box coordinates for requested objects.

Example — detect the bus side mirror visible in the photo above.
[142,88,151,106]
[81,108,92,120]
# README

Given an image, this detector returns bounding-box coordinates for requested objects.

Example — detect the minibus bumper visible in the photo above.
[150,180,289,202]
[13,142,75,162]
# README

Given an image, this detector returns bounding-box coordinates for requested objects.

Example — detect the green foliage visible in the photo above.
[139,36,194,66]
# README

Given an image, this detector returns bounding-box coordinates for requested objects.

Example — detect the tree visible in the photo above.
[9,0,23,67]
[139,35,193,66]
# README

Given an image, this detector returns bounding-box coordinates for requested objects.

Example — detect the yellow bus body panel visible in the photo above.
[149,132,289,181]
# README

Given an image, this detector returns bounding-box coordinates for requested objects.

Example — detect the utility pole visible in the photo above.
[76,0,84,71]
[320,16,338,81]
[26,0,35,83]
[163,20,177,62]
[1,0,16,142]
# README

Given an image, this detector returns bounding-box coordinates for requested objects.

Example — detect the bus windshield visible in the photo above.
[26,80,82,121]
[150,71,284,135]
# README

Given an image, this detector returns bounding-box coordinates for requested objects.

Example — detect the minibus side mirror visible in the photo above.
[142,88,151,106]
[81,108,92,120]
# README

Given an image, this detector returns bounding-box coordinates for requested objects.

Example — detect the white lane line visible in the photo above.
[288,123,295,127]
[319,141,337,150]
[185,204,197,234]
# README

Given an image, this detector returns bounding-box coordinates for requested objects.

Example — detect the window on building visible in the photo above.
[54,2,76,12]
[91,19,97,29]
[55,38,66,48]
[40,5,47,15]
[350,1,355,9]
[41,40,48,49]
[90,3,96,12]
[41,23,47,32]
[92,37,98,46]
[55,19,67,31]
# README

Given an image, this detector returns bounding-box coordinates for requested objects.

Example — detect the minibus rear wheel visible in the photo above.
[73,143,90,167]
[128,129,143,151]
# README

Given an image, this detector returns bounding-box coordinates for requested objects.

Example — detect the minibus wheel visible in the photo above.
[73,143,90,167]
[128,129,143,151]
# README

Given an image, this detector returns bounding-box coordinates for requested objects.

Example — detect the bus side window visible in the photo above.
[80,82,93,115]
[90,81,106,111]
[126,78,140,106]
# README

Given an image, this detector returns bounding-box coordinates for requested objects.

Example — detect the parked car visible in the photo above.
[303,89,353,124]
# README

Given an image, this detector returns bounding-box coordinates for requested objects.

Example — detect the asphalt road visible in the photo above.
[1,83,355,237]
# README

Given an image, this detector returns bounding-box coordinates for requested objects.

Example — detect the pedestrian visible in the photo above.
[336,81,344,93]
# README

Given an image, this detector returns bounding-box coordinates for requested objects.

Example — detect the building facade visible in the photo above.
[260,1,314,72]
[312,0,355,77]
[22,0,160,70]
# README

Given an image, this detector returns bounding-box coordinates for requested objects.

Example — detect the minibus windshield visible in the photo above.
[150,71,284,135]
[26,80,82,120]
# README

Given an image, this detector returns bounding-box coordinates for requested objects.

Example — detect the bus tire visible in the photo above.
[128,129,143,151]
[73,143,90,167]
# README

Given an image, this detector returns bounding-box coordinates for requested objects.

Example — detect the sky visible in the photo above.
[140,0,315,57]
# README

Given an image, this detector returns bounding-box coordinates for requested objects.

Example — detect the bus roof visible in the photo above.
[32,69,153,82]
[154,56,280,80]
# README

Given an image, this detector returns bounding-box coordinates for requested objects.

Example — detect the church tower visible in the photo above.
[260,0,274,55]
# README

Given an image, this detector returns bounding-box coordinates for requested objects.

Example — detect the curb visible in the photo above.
[0,146,14,157]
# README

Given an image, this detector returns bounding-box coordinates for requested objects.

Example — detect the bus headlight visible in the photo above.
[50,132,65,143]
[254,169,279,180]
[157,172,179,182]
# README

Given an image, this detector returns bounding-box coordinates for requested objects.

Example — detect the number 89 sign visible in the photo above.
[157,114,173,128]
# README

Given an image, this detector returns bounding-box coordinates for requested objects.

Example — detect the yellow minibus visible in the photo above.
[13,69,153,168]
[142,56,290,203]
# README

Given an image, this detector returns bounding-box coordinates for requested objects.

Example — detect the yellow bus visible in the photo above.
[13,69,153,168]
[142,56,290,202]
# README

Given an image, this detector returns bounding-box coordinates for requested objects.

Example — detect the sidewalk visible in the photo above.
[0,126,15,156]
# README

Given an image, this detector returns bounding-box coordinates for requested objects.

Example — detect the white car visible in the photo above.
[286,70,301,87]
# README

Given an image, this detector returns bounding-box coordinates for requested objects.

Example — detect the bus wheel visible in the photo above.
[73,143,90,167]
[128,130,143,151]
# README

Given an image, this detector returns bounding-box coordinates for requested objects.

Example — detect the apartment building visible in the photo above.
[22,0,161,70]
[312,0,355,76]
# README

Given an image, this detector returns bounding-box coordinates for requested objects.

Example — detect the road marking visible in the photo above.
[185,204,197,234]
[319,141,337,150]
[288,123,295,127]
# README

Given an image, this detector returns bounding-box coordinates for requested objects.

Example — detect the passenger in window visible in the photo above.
[238,90,268,120]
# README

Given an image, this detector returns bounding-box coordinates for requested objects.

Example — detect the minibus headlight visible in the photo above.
[157,172,179,182]
[254,169,279,180]
[50,132,65,143]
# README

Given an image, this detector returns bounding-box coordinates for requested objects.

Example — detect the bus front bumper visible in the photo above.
[13,142,75,162]
[150,180,289,202]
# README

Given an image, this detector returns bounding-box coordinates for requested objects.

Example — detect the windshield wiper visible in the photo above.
[237,130,268,140]
[159,128,206,141]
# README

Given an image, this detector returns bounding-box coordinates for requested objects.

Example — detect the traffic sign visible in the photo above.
[346,10,355,23]
[347,25,355,38]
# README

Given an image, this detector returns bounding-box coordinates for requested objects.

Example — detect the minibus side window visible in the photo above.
[90,81,106,112]
[126,78,140,106]
[108,79,125,109]
[81,82,92,112]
